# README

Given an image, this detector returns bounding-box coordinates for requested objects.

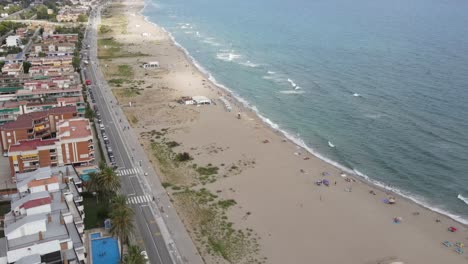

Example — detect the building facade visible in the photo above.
[0,166,86,264]
[0,106,78,153]
[7,118,95,176]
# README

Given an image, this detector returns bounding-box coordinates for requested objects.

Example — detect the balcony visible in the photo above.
[21,156,39,162]
[36,130,51,138]
[33,118,48,125]
[23,164,39,171]
[75,196,83,203]
[34,124,50,133]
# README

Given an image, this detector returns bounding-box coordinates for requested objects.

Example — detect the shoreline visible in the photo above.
[99,1,468,263]
[136,2,468,226]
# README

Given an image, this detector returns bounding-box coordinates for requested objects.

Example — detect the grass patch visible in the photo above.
[161,182,172,188]
[129,114,138,124]
[97,37,121,58]
[218,199,237,209]
[82,192,110,229]
[99,25,113,34]
[174,189,259,263]
[108,78,130,86]
[116,87,141,98]
[117,64,133,78]
[196,165,219,176]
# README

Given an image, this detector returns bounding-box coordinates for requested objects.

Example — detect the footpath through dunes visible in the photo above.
[98,0,468,263]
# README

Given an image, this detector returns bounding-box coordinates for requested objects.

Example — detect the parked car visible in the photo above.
[99,124,105,130]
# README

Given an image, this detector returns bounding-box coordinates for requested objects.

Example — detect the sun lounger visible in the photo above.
[442,241,452,247]
[455,247,464,254]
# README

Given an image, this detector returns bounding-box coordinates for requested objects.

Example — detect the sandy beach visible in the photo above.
[97,0,468,263]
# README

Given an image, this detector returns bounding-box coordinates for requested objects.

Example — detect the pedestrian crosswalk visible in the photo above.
[117,167,142,176]
[127,194,152,205]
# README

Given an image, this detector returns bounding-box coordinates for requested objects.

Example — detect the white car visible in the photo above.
[99,124,105,130]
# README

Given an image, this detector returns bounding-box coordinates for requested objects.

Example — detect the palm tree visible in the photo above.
[111,194,128,212]
[122,245,146,264]
[86,161,120,198]
[110,203,134,262]
[86,171,100,193]
[99,166,121,197]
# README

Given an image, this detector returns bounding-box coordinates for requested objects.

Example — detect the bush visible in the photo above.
[196,165,219,176]
[161,182,172,188]
[218,199,236,209]
[175,152,192,162]
[165,141,180,148]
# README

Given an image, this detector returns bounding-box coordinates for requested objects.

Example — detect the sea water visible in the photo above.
[142,0,468,223]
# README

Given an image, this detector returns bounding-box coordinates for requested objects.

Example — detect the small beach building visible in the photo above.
[193,96,212,105]
[143,61,159,69]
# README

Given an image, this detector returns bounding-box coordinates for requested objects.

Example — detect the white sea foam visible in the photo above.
[239,60,260,68]
[458,194,468,205]
[267,71,276,74]
[216,51,242,62]
[279,90,305,95]
[202,38,221,47]
[353,93,361,97]
[140,10,468,225]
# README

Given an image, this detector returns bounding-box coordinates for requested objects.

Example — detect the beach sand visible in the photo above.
[98,0,468,263]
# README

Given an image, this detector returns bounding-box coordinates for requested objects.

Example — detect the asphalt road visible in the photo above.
[84,7,173,264]
[81,3,204,264]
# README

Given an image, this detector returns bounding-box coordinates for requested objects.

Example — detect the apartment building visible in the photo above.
[1,63,23,76]
[0,166,86,264]
[7,118,95,175]
[0,106,78,153]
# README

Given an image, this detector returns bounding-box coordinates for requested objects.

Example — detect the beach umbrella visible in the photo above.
[323,179,330,186]
[448,226,457,232]
[388,197,396,204]
[394,216,403,223]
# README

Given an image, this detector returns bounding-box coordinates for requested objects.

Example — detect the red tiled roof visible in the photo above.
[21,197,52,209]
[0,106,77,130]
[58,119,91,139]
[9,138,58,152]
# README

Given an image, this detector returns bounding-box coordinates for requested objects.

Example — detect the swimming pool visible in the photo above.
[80,169,98,182]
[90,232,101,239]
[91,237,120,264]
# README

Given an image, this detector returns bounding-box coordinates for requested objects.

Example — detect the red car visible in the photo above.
[85,79,92,85]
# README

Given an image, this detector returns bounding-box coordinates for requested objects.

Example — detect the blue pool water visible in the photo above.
[91,237,119,264]
[143,0,468,223]
[90,232,101,239]
[80,169,98,182]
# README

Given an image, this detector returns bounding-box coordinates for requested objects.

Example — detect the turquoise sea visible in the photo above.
[142,0,468,223]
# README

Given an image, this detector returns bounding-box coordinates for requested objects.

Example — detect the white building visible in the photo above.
[192,96,212,105]
[0,166,86,264]
[143,61,159,69]
[6,36,21,47]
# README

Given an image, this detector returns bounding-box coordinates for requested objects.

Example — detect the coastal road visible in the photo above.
[84,4,203,264]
